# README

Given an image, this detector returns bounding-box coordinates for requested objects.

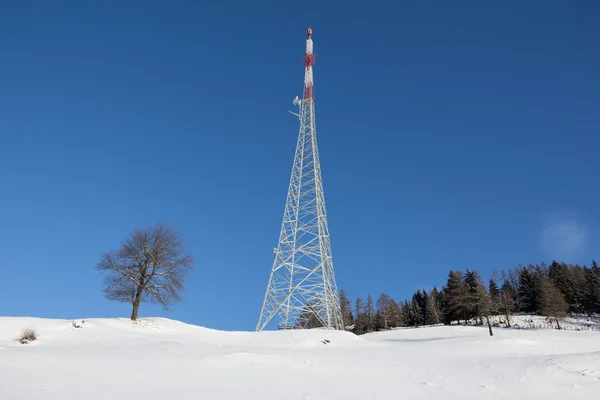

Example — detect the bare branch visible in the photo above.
[96,221,194,320]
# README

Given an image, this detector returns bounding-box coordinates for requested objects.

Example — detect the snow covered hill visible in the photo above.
[1,316,599,399]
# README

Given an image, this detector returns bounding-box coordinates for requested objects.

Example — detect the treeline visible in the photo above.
[340,260,600,334]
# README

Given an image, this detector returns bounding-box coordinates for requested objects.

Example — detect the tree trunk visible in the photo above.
[131,287,143,320]
[555,315,561,330]
[486,315,493,336]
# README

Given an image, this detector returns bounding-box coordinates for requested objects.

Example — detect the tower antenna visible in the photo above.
[256,28,343,331]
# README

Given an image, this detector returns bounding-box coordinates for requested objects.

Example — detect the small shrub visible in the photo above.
[19,328,38,344]
[71,320,85,329]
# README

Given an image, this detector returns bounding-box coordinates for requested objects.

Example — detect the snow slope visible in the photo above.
[1,317,598,399]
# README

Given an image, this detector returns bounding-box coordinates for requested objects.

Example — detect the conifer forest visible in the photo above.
[340,260,600,334]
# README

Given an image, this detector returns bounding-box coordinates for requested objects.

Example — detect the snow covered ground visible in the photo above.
[1,316,599,399]
[487,314,600,331]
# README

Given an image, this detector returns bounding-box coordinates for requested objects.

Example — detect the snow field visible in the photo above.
[1,316,598,399]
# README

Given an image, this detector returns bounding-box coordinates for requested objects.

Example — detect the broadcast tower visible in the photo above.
[256,28,344,331]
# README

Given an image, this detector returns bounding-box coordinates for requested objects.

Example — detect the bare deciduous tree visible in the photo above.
[376,293,392,329]
[539,275,569,330]
[96,222,194,320]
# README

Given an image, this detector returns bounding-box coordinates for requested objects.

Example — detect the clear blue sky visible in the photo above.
[1,1,599,331]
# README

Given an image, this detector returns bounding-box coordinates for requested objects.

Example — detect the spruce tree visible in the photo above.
[402,300,415,327]
[373,311,386,331]
[518,267,541,313]
[416,290,430,325]
[353,297,366,334]
[464,270,487,324]
[411,292,423,327]
[548,261,580,313]
[441,270,467,324]
[569,263,587,314]
[488,278,501,316]
[489,278,499,298]
[583,261,600,314]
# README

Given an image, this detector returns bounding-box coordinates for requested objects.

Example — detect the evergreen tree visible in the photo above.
[373,311,386,331]
[414,290,430,325]
[489,278,499,298]
[402,300,415,327]
[441,270,467,324]
[488,278,500,316]
[548,261,581,314]
[411,292,424,327]
[344,257,600,335]
[569,263,588,314]
[583,261,600,314]
[464,269,487,324]
[518,267,541,313]
[353,297,366,335]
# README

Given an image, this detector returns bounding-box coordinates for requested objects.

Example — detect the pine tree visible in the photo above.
[414,290,430,325]
[353,297,366,335]
[488,278,499,300]
[548,261,581,314]
[411,292,423,327]
[402,300,415,327]
[583,261,600,314]
[441,270,467,324]
[464,270,487,325]
[569,263,587,314]
[343,257,600,334]
[488,278,501,316]
[373,311,386,331]
[518,267,541,313]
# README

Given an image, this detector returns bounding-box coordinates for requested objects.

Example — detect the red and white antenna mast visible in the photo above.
[303,27,315,100]
[257,29,343,331]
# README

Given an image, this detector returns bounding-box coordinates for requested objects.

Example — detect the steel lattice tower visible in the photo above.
[256,28,343,332]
